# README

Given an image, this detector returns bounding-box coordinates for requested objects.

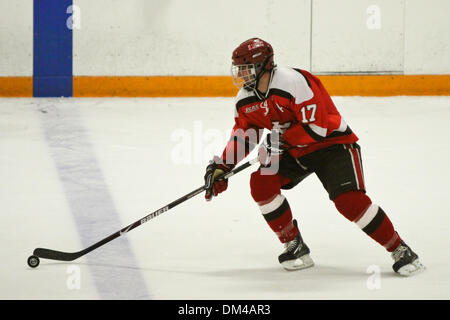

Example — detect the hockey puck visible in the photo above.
[27,255,40,268]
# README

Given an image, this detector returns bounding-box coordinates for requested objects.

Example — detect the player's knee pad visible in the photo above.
[333,190,372,222]
[250,170,282,203]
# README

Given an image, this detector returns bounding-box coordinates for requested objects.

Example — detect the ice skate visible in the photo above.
[392,240,425,276]
[278,220,314,271]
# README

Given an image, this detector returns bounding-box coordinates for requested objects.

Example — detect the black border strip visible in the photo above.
[302,124,325,142]
[262,198,290,222]
[362,207,386,235]
[236,96,261,112]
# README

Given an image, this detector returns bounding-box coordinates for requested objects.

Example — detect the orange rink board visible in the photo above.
[1,75,450,97]
[0,77,33,97]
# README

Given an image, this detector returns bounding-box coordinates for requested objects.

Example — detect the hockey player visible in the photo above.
[203,38,425,276]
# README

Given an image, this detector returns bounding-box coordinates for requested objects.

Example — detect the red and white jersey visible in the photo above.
[221,67,358,165]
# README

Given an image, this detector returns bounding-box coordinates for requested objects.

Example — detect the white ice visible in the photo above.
[0,96,449,299]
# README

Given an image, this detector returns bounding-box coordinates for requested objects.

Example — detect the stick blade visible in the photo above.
[33,248,82,262]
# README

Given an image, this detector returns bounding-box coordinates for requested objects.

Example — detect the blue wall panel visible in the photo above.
[33,0,73,97]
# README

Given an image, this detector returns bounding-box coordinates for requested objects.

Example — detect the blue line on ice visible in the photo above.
[37,100,150,299]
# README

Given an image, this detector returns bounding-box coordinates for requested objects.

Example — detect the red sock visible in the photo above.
[334,191,401,252]
[257,194,298,243]
[250,171,297,243]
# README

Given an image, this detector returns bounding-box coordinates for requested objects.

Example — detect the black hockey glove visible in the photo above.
[204,156,233,201]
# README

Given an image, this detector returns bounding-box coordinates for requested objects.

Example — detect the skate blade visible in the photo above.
[281,254,315,271]
[397,259,426,277]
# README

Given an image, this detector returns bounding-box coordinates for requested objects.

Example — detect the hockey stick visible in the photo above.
[29,156,259,266]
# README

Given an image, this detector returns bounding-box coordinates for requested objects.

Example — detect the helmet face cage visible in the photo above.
[231,38,275,90]
[231,63,258,90]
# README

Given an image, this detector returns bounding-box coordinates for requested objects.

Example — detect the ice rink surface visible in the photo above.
[1,96,449,300]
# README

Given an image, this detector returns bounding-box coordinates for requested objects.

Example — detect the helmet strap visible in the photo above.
[253,54,274,89]
[254,68,275,100]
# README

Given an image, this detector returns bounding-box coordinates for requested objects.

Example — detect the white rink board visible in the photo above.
[311,0,405,73]
[1,1,450,77]
[0,96,449,299]
[73,0,311,76]
[0,0,33,76]
[404,0,450,74]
